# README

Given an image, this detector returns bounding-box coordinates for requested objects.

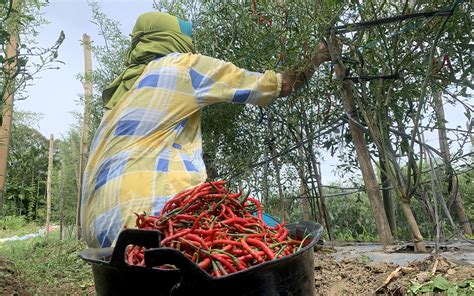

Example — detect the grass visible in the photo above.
[0,229,94,295]
[0,215,42,239]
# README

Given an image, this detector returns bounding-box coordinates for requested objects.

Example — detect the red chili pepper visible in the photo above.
[222,244,233,253]
[221,217,249,225]
[190,211,207,233]
[161,229,190,245]
[236,251,265,262]
[198,257,211,270]
[246,238,275,259]
[277,227,289,242]
[126,180,302,277]
[211,254,237,273]
[184,233,209,250]
[241,238,263,263]
[246,197,262,220]
[207,239,242,247]
[212,261,222,277]
[174,214,197,221]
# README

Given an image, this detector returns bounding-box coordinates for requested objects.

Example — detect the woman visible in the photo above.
[81,12,332,248]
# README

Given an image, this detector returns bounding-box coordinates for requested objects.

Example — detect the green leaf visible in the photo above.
[409,282,423,294]
[432,276,450,291]
[419,283,434,293]
[447,286,457,296]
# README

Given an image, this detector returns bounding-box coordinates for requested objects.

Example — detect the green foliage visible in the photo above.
[0,215,40,238]
[50,127,81,226]
[357,254,372,264]
[0,231,94,294]
[325,190,379,241]
[408,277,474,295]
[458,172,474,219]
[0,0,64,102]
[4,110,49,219]
[0,215,26,229]
[61,0,473,246]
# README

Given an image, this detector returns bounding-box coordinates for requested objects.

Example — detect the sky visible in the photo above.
[15,0,470,183]
[16,0,154,138]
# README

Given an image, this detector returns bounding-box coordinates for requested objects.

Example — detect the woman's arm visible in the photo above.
[279,42,332,97]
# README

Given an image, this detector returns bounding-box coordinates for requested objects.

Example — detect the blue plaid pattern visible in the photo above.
[156,158,169,172]
[95,152,128,191]
[137,67,178,90]
[115,108,165,136]
[81,53,281,248]
[232,89,251,103]
[94,206,124,248]
[190,68,215,106]
[174,118,189,134]
[151,196,172,215]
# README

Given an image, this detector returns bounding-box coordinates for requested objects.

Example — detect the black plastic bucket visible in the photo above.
[80,221,322,296]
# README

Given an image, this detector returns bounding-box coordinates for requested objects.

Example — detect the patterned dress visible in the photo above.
[81,52,281,247]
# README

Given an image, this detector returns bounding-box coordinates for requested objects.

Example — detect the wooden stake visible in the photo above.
[59,160,65,240]
[76,33,93,239]
[45,134,54,237]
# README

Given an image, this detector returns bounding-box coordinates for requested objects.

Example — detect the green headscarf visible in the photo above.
[102,12,194,109]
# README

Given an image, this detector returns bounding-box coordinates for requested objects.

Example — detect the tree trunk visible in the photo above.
[400,200,426,251]
[301,115,322,221]
[296,139,310,221]
[261,132,271,209]
[380,157,396,237]
[0,0,20,215]
[300,180,310,220]
[268,116,285,222]
[45,134,54,237]
[470,120,474,151]
[272,156,285,222]
[433,92,472,235]
[35,180,40,220]
[314,158,333,240]
[330,37,393,246]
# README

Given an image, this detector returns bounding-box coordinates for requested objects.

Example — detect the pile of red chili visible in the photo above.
[126,180,310,277]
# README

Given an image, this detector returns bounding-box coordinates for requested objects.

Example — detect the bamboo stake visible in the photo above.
[45,134,54,238]
[59,160,65,240]
[76,33,93,239]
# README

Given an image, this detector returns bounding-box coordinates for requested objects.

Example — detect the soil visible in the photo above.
[0,258,29,296]
[314,246,474,295]
[2,246,473,295]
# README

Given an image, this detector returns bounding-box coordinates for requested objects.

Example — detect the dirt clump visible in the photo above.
[383,256,474,295]
[314,251,397,295]
[0,257,30,296]
[314,250,474,295]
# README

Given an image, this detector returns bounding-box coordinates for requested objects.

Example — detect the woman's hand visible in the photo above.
[279,40,341,97]
[312,41,332,65]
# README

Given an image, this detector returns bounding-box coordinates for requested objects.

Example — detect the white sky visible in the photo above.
[15,0,470,183]
[16,0,154,138]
